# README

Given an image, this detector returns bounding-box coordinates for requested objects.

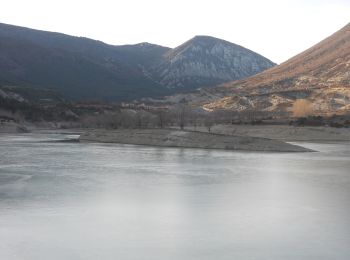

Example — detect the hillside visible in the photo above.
[0,23,169,101]
[152,36,275,90]
[0,23,274,101]
[0,85,81,122]
[201,23,350,115]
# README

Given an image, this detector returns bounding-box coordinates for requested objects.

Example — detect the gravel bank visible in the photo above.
[201,125,350,142]
[80,129,312,152]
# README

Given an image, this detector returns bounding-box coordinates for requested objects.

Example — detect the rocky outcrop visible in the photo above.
[153,36,275,90]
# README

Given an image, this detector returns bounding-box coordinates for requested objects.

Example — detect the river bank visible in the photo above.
[79,129,312,152]
[194,124,350,142]
[3,124,348,151]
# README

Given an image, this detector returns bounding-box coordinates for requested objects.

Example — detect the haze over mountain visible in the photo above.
[176,22,350,116]
[0,23,274,101]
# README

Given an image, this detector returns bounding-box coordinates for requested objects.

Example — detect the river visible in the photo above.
[0,133,350,259]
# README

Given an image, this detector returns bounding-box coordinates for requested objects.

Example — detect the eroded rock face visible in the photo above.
[153,36,275,90]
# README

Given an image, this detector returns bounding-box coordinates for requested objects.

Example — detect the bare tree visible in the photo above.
[188,109,200,131]
[204,113,214,133]
[119,110,136,128]
[135,111,144,128]
[155,109,170,129]
[175,105,188,130]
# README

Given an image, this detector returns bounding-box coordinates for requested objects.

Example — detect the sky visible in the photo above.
[1,0,349,63]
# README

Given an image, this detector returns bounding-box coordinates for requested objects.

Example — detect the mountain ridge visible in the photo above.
[0,22,275,101]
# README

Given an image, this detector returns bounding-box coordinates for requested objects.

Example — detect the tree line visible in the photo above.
[77,105,289,132]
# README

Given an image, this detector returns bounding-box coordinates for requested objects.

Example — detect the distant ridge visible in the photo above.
[0,23,169,101]
[0,22,275,101]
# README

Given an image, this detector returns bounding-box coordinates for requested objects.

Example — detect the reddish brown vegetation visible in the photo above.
[292,99,313,117]
[204,23,350,115]
[222,23,350,92]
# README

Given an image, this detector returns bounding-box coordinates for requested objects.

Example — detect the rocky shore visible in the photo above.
[79,129,312,152]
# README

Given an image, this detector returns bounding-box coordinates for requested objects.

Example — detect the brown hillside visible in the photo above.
[203,23,350,115]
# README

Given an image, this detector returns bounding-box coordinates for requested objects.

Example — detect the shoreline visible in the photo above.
[2,124,349,151]
[197,124,350,142]
[79,129,313,152]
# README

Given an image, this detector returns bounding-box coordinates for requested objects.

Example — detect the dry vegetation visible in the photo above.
[292,99,313,117]
[200,23,350,115]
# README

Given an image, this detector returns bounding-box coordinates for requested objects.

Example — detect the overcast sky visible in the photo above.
[1,0,349,63]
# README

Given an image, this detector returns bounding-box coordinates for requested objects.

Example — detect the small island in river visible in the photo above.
[79,129,313,152]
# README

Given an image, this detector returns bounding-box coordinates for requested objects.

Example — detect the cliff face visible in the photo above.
[153,36,275,90]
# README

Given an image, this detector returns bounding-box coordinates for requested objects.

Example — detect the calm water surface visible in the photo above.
[0,133,350,260]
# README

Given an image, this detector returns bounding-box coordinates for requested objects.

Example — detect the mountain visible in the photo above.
[152,36,275,90]
[0,23,274,101]
[200,23,350,115]
[0,23,170,101]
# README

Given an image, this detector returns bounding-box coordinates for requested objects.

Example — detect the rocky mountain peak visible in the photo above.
[156,36,275,89]
[188,35,227,45]
[166,35,238,59]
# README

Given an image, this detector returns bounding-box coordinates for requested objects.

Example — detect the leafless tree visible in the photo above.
[203,113,215,133]
[174,105,188,130]
[188,110,200,131]
[155,109,171,128]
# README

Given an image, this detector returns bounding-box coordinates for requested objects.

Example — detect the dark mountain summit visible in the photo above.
[0,23,275,101]
[0,23,168,101]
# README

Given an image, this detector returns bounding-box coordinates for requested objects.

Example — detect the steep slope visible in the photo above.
[202,23,350,115]
[154,36,275,90]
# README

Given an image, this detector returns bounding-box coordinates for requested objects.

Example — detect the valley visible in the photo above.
[1,2,350,260]
[1,22,350,150]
